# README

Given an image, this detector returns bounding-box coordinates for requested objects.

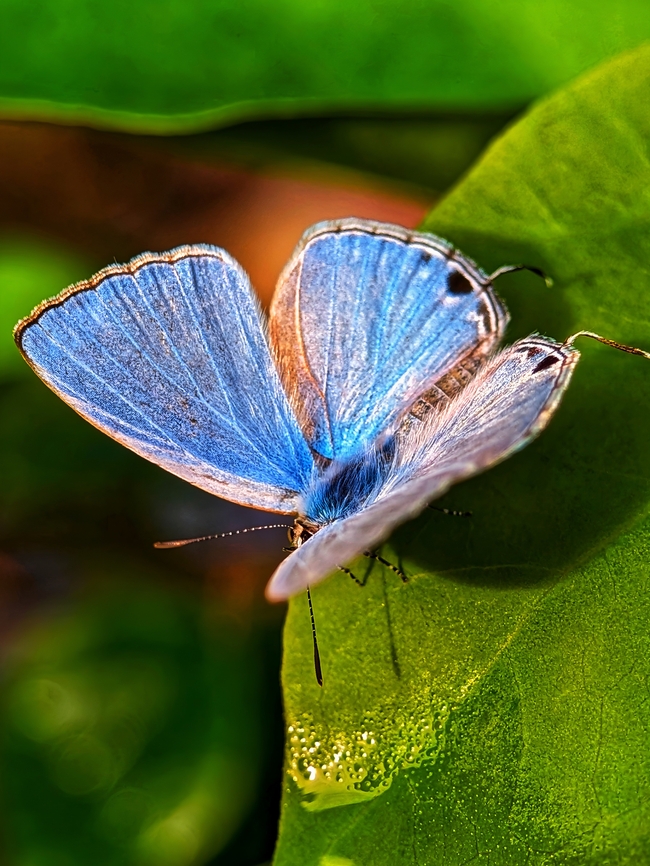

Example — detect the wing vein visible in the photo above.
[99,271,277,468]
[37,321,217,462]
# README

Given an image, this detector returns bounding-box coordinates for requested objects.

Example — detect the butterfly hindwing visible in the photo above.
[266,336,579,599]
[392,336,580,481]
[269,218,508,462]
[15,246,314,512]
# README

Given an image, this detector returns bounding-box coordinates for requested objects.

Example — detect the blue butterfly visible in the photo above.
[14,218,647,602]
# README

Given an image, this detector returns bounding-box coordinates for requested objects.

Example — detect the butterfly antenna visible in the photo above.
[564,330,650,360]
[428,504,472,517]
[307,587,323,687]
[488,263,553,288]
[154,524,292,549]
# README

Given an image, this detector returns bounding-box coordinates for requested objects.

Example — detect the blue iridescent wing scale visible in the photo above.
[15,245,314,512]
[266,336,580,599]
[269,218,508,461]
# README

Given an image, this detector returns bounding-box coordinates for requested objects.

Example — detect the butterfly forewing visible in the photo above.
[269,218,508,462]
[266,337,579,599]
[15,246,314,513]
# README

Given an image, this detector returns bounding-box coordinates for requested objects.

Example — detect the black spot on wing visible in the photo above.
[533,354,560,373]
[447,270,474,294]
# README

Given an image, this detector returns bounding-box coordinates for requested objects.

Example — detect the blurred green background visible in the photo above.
[1,2,650,865]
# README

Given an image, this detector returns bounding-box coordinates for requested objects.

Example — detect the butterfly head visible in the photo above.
[287,518,319,550]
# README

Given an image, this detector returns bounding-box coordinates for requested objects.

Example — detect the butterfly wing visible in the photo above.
[269,218,508,461]
[15,246,314,512]
[266,336,579,599]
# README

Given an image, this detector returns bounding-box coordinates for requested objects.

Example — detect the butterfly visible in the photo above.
[14,218,649,605]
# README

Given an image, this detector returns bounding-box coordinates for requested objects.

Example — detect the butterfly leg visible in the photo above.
[306,587,323,687]
[427,504,472,517]
[364,550,408,583]
[337,564,365,586]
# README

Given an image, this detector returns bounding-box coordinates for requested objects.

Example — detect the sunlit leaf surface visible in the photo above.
[275,43,650,866]
[1,0,650,130]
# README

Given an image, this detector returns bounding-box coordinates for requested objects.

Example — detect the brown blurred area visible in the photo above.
[0,119,432,621]
[0,120,431,306]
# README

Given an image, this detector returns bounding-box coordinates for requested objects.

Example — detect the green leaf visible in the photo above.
[1,1,650,131]
[274,44,650,865]
[0,236,89,375]
[2,578,265,865]
[0,235,92,376]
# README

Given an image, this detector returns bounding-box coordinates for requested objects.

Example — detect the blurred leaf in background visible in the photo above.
[158,112,515,198]
[0,238,88,375]
[0,0,650,130]
[2,575,275,866]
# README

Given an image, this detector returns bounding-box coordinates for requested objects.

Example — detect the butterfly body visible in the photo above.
[15,218,594,601]
[301,437,396,526]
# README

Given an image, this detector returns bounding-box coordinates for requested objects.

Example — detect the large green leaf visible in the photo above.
[1,1,650,131]
[274,44,650,865]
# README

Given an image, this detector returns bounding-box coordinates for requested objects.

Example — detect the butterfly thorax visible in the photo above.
[299,438,396,527]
